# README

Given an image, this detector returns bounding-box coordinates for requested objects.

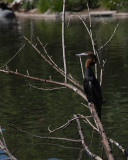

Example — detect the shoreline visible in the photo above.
[15,10,128,19]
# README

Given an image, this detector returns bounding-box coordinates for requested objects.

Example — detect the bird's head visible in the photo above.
[76,51,97,67]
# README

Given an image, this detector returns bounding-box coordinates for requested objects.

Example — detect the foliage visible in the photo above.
[88,0,99,8]
[36,0,99,13]
[37,0,51,13]
[66,0,87,11]
[52,0,63,12]
[1,0,13,2]
[2,0,128,12]
[37,0,62,13]
[100,0,128,11]
[20,1,32,10]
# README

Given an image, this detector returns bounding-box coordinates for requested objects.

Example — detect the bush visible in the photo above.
[36,0,99,13]
[66,0,87,11]
[37,0,51,13]
[88,0,99,8]
[37,0,62,13]
[101,0,128,11]
[52,0,63,12]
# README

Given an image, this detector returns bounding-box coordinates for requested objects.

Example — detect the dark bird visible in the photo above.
[76,52,102,119]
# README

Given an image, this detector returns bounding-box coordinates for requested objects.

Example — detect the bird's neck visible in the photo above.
[85,59,92,68]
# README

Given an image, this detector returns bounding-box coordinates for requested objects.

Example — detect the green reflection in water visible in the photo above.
[0,17,128,160]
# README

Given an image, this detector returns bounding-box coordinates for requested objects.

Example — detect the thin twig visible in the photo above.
[74,114,102,160]
[100,59,107,86]
[48,117,78,133]
[78,114,99,132]
[0,43,26,69]
[34,142,81,150]
[24,36,83,89]
[0,68,87,100]
[37,37,80,87]
[98,23,119,51]
[108,138,128,159]
[29,83,66,91]
[79,56,84,79]
[81,103,89,109]
[37,37,60,70]
[8,125,81,143]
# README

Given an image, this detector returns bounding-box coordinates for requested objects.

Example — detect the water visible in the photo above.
[0,16,128,160]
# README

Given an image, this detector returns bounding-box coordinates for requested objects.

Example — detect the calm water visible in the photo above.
[0,16,128,160]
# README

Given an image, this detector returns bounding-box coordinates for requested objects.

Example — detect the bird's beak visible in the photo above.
[76,52,89,57]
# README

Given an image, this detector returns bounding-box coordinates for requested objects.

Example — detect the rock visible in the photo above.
[0,9,15,19]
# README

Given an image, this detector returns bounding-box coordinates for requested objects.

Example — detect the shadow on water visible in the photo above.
[0,16,128,159]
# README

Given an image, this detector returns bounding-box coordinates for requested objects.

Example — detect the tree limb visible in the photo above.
[8,125,81,143]
[74,114,102,160]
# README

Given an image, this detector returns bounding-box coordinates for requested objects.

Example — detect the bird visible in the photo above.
[76,52,102,119]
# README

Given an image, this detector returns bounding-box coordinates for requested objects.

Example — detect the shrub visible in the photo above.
[37,0,62,13]
[37,0,51,13]
[52,0,63,12]
[36,0,99,13]
[66,0,88,11]
[101,0,128,11]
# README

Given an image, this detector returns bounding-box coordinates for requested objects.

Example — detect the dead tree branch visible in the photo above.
[89,103,114,160]
[24,36,83,89]
[48,117,78,133]
[8,125,81,143]
[29,83,66,91]
[0,2,124,160]
[0,68,87,100]
[78,114,99,132]
[79,56,84,78]
[0,126,17,160]
[0,43,26,69]
[108,138,128,159]
[98,23,119,51]
[0,68,116,159]
[62,0,67,82]
[100,59,107,86]
[74,114,102,160]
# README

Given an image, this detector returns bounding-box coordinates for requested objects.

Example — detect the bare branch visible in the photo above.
[0,43,26,69]
[81,102,89,108]
[48,117,78,133]
[8,125,81,143]
[79,56,84,79]
[78,114,99,132]
[35,142,81,150]
[0,68,87,100]
[100,59,107,86]
[98,23,119,51]
[0,68,66,86]
[62,0,67,83]
[0,126,17,160]
[108,138,128,159]
[29,83,66,91]
[74,114,102,160]
[37,37,61,71]
[89,103,114,160]
[24,36,83,89]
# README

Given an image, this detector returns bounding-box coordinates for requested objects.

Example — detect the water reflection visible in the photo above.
[0,17,128,159]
